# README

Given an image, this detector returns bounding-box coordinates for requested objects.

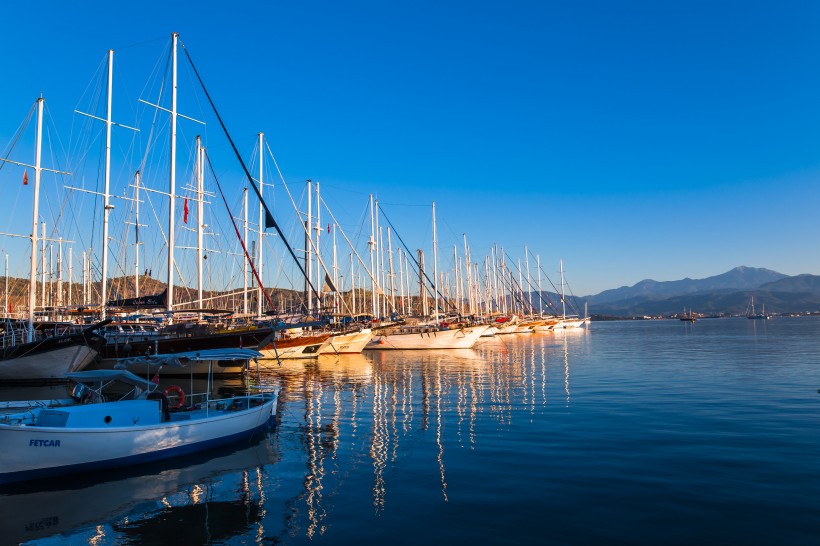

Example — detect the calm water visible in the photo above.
[3,318,820,544]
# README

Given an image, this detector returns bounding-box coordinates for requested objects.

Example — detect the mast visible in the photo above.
[56,238,63,309]
[167,32,179,319]
[387,227,395,312]
[257,133,264,318]
[432,201,439,324]
[243,187,249,314]
[40,223,46,314]
[350,253,356,316]
[100,49,114,319]
[525,246,532,313]
[306,179,312,315]
[560,259,566,320]
[134,171,142,298]
[368,195,376,317]
[68,247,72,306]
[27,97,43,338]
[315,180,321,313]
[196,135,205,308]
[332,223,338,313]
[536,255,543,316]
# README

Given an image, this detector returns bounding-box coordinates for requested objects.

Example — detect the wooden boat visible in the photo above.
[0,351,278,485]
[258,331,332,361]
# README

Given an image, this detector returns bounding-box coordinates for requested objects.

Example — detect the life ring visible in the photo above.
[163,385,186,410]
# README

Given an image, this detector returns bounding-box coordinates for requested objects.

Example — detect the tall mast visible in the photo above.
[315,180,321,313]
[134,171,141,298]
[167,32,179,319]
[432,201,439,324]
[387,227,395,312]
[368,195,376,317]
[196,135,204,308]
[332,223,338,313]
[536,255,543,315]
[350,253,356,316]
[257,133,264,318]
[68,248,72,306]
[27,97,44,338]
[560,259,566,320]
[306,179,312,315]
[40,223,46,313]
[56,238,63,309]
[525,246,532,313]
[243,187,249,314]
[99,50,114,319]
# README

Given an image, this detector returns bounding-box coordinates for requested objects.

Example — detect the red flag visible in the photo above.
[151,372,160,384]
[327,223,330,234]
[183,198,189,223]
[23,171,28,185]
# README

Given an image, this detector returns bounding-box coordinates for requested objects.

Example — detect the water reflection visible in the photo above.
[3,331,591,543]
[258,332,588,528]
[0,434,278,544]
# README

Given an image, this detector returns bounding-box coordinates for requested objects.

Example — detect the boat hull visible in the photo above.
[0,396,277,485]
[366,326,487,350]
[0,344,99,382]
[258,334,332,361]
[318,329,373,355]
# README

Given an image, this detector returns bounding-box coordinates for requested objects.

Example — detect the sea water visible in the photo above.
[4,317,820,544]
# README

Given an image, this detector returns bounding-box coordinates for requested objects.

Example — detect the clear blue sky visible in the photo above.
[1,0,819,297]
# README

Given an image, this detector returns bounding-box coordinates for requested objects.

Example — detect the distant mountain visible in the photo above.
[586,266,788,305]
[757,274,820,293]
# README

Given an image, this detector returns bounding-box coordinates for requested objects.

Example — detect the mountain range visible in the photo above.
[566,266,820,318]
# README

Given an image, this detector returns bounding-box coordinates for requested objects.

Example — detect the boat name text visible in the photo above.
[29,439,61,447]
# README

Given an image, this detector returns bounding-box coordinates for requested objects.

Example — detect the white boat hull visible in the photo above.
[0,395,277,485]
[318,329,373,354]
[366,326,487,350]
[0,345,98,382]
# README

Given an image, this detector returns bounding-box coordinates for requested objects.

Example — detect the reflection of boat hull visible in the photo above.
[0,394,277,485]
[366,326,487,350]
[0,432,276,544]
[318,329,373,355]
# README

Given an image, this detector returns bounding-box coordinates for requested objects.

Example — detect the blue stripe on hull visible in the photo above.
[0,416,276,486]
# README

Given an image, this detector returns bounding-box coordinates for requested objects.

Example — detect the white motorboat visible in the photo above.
[0,350,278,485]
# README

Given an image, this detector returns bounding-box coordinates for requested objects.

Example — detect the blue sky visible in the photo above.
[1,0,819,297]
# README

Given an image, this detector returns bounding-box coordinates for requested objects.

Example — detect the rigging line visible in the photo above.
[204,151,276,312]
[532,259,574,314]
[179,42,321,304]
[260,143,356,315]
[377,204,457,314]
[0,100,36,173]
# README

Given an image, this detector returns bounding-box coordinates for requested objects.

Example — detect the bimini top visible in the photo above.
[114,348,264,369]
[65,369,158,389]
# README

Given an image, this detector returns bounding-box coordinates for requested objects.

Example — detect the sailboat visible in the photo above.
[679,307,696,322]
[746,296,770,320]
[0,97,110,381]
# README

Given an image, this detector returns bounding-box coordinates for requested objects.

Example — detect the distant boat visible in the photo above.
[679,308,697,322]
[746,296,770,320]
